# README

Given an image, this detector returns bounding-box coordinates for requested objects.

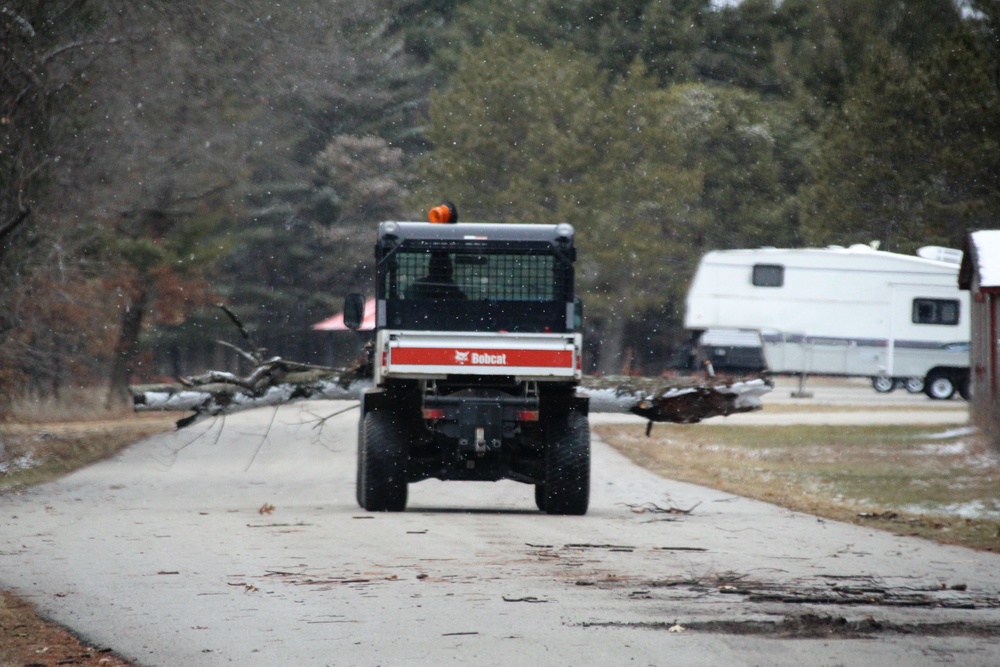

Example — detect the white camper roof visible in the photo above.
[697,244,960,275]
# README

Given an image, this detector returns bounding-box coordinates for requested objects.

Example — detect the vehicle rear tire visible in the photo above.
[355,413,366,508]
[543,410,590,516]
[534,484,546,512]
[871,376,896,393]
[924,371,955,400]
[904,377,924,393]
[360,410,409,512]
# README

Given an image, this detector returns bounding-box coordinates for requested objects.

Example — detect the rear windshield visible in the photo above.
[383,250,569,302]
[378,246,574,333]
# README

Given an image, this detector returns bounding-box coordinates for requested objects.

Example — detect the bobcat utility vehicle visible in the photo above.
[343,203,589,514]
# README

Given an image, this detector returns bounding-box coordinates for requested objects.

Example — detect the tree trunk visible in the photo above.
[0,208,31,258]
[596,306,628,376]
[106,285,150,408]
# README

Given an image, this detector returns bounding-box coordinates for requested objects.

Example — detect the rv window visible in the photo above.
[752,264,784,287]
[912,298,960,325]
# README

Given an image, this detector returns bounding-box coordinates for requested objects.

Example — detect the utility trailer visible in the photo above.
[344,205,589,513]
[684,244,971,399]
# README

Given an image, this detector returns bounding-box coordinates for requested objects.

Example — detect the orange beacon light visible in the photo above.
[428,201,458,223]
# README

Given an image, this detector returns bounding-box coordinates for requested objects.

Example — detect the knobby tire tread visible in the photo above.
[361,410,408,512]
[544,411,590,515]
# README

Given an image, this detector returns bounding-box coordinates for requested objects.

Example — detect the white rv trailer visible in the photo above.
[684,244,971,399]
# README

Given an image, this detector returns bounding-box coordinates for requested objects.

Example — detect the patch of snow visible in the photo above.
[232,385,294,408]
[0,453,41,475]
[919,442,969,456]
[900,500,1000,521]
[143,391,213,410]
[317,380,369,400]
[919,426,977,440]
[739,122,774,144]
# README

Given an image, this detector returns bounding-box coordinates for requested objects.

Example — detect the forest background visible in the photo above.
[1,0,998,411]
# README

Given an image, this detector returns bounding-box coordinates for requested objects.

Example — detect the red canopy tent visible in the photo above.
[312,297,376,331]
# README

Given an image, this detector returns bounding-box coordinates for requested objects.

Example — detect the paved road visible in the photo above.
[1,394,997,666]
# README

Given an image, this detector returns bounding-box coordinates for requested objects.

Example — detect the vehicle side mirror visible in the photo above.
[343,293,366,331]
[573,296,583,331]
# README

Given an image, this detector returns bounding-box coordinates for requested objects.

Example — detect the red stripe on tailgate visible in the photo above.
[391,347,573,368]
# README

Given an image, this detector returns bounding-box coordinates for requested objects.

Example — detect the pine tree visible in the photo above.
[412,35,702,372]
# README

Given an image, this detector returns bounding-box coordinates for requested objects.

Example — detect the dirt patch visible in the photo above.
[535,543,1000,611]
[0,589,135,666]
[529,541,1000,642]
[583,614,1000,638]
[629,574,997,610]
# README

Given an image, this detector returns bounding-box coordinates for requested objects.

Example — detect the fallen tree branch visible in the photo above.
[131,320,771,429]
[580,374,772,432]
[621,500,702,515]
[214,339,260,365]
[133,371,368,428]
[217,304,264,362]
[133,365,770,430]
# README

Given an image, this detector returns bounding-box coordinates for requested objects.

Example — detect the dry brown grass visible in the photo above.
[1,387,178,490]
[3,387,136,423]
[596,422,1000,552]
[0,412,177,492]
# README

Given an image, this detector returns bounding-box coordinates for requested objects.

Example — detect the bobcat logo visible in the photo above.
[454,350,470,363]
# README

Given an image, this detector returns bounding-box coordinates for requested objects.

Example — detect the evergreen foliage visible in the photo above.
[411,35,704,372]
[1,0,998,398]
[802,21,1000,253]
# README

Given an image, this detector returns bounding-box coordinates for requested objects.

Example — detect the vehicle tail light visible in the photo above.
[422,408,446,420]
[515,410,539,422]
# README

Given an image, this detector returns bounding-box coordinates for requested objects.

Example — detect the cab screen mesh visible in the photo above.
[387,251,568,301]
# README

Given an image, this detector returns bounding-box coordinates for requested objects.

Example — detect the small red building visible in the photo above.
[958,230,1000,450]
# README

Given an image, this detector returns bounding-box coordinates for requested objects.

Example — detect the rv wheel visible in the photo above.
[871,376,896,393]
[924,372,955,400]
[903,377,924,393]
[958,373,971,401]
